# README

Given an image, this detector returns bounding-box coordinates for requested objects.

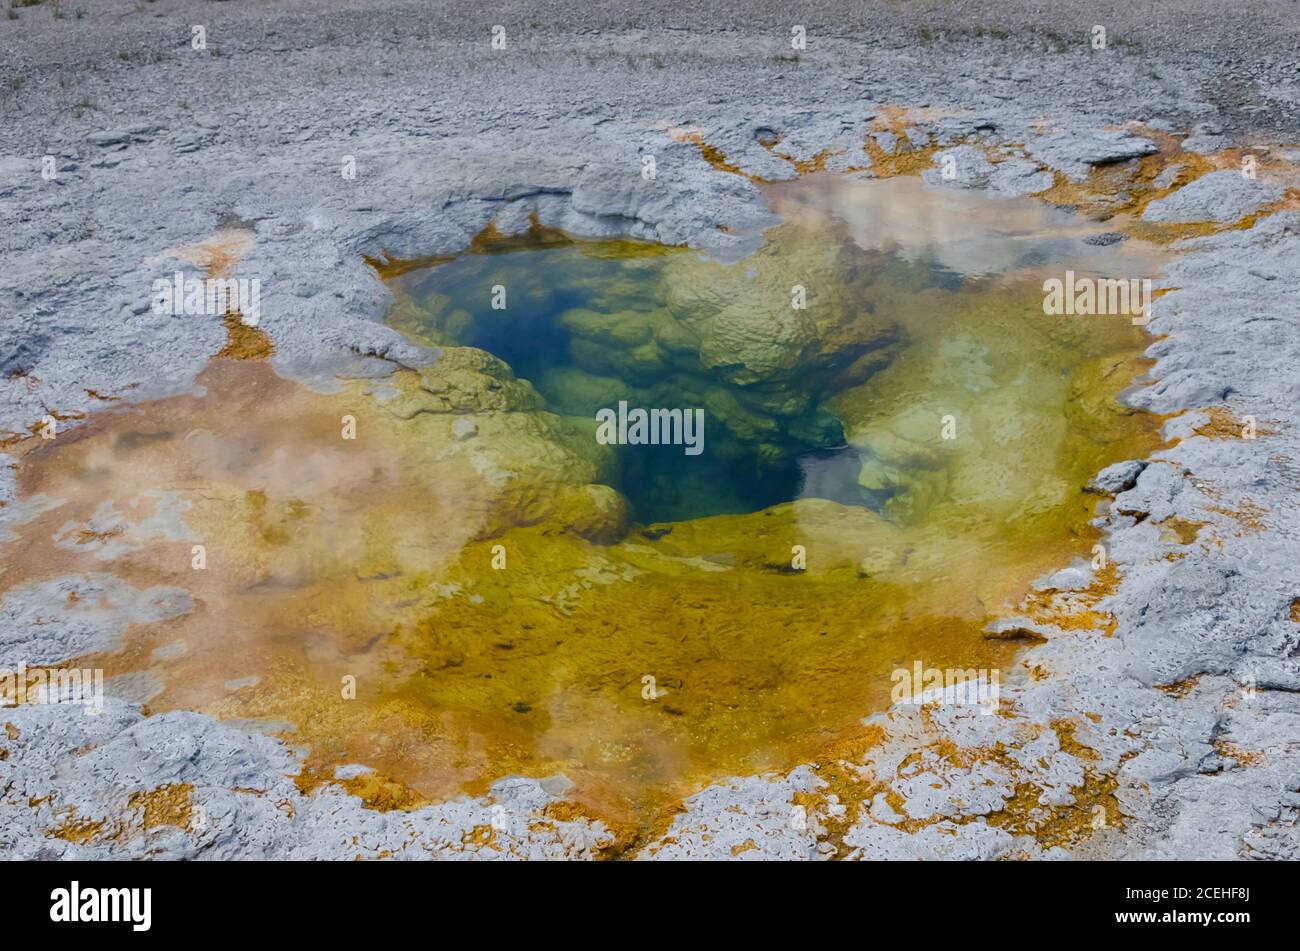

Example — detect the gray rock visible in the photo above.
[1024,128,1157,181]
[1143,170,1282,223]
[1182,122,1228,154]
[1181,133,1227,154]
[987,159,1055,196]
[0,575,195,666]
[87,130,130,148]
[1083,231,1126,246]
[1154,164,1184,189]
[1085,459,1148,494]
[921,146,1053,197]
[921,145,994,188]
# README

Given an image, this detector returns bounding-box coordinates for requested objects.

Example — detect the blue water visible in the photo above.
[388,227,979,523]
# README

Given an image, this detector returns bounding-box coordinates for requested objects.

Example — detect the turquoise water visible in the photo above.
[387,176,1168,527]
[391,241,886,522]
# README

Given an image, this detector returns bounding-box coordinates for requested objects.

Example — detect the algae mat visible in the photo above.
[1,174,1165,829]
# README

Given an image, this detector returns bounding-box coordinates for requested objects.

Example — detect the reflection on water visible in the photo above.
[786,174,1168,279]
[797,446,881,508]
[0,173,1165,831]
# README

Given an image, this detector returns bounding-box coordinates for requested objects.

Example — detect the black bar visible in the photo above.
[6,860,1274,937]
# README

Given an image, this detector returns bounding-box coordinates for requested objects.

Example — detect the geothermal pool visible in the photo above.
[4,173,1165,831]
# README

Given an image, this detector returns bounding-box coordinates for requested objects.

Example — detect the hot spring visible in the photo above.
[5,172,1165,832]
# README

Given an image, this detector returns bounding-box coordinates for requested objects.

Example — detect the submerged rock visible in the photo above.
[662,240,899,389]
[374,348,626,541]
[554,483,630,544]
[1083,231,1126,246]
[392,227,906,521]
[382,347,546,417]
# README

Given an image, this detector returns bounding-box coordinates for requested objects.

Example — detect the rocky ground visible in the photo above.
[1,0,1298,859]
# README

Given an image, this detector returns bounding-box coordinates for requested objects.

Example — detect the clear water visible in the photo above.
[389,176,1164,527]
[391,243,858,522]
